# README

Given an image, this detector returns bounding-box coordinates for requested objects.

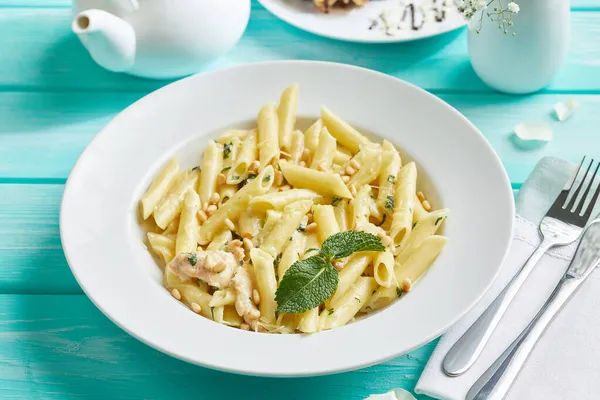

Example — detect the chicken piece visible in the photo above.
[232,266,261,330]
[167,251,237,289]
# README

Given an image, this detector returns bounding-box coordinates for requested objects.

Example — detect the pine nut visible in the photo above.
[209,192,220,205]
[252,289,261,305]
[191,302,202,314]
[217,174,226,186]
[224,218,235,231]
[206,204,218,216]
[171,288,181,300]
[197,209,208,223]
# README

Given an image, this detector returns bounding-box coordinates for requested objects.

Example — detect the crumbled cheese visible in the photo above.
[364,388,417,400]
[553,98,578,121]
[513,122,553,149]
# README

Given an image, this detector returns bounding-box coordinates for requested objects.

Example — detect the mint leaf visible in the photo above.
[275,256,338,314]
[188,253,197,266]
[321,230,385,260]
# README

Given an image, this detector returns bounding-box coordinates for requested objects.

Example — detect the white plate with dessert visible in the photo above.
[258,0,467,43]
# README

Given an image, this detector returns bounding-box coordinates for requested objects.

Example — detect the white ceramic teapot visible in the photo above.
[72,0,251,79]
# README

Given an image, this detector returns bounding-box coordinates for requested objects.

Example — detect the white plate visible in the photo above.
[258,0,467,43]
[60,61,514,376]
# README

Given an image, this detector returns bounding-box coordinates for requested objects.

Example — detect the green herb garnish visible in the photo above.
[223,142,233,159]
[329,309,335,315]
[210,306,215,320]
[354,297,361,303]
[385,195,395,210]
[188,253,197,266]
[239,173,258,188]
[376,214,387,227]
[192,166,200,171]
[387,175,396,184]
[396,287,403,297]
[297,223,306,232]
[274,253,282,268]
[331,196,342,207]
[275,231,385,314]
[435,217,444,225]
[221,166,231,173]
[263,174,271,183]
[412,221,418,229]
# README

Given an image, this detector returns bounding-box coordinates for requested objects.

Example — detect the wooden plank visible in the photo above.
[0,185,79,293]
[0,92,598,181]
[0,7,598,92]
[0,294,436,399]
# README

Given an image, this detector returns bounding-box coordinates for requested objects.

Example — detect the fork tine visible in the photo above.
[566,158,594,211]
[564,156,586,191]
[549,157,587,211]
[581,165,600,220]
[575,161,600,215]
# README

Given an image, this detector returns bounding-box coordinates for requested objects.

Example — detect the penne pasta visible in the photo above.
[279,160,352,198]
[277,84,299,151]
[312,205,340,244]
[324,277,377,330]
[228,129,257,185]
[278,232,307,282]
[209,288,237,308]
[216,129,248,144]
[175,190,201,254]
[206,229,233,251]
[321,106,371,153]
[147,232,176,263]
[238,209,263,240]
[333,146,353,165]
[251,248,278,325]
[389,162,417,248]
[376,141,401,216]
[396,209,449,262]
[198,166,274,244]
[310,126,337,171]
[218,184,237,207]
[154,169,200,229]
[329,254,372,305]
[257,102,280,168]
[350,185,372,229]
[413,194,430,222]
[261,200,313,257]
[297,307,320,334]
[254,209,281,247]
[289,129,305,164]
[349,149,383,188]
[249,188,322,211]
[304,119,323,155]
[221,137,241,171]
[198,140,223,207]
[333,198,350,232]
[140,158,180,220]
[374,250,395,288]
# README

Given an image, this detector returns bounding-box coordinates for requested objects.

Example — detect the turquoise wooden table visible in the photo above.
[2,1,600,399]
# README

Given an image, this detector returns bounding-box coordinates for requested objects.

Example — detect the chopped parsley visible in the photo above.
[192,166,200,171]
[274,253,282,268]
[329,309,335,315]
[263,174,271,183]
[239,173,258,188]
[223,142,233,159]
[385,195,395,210]
[354,296,361,303]
[412,221,418,229]
[210,306,215,320]
[331,196,342,207]
[221,166,231,173]
[232,175,240,181]
[435,217,444,225]
[376,214,387,227]
[387,175,396,184]
[297,223,306,232]
[188,253,197,266]
[396,287,403,297]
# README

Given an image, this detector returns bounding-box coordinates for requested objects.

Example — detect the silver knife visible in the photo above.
[467,217,600,400]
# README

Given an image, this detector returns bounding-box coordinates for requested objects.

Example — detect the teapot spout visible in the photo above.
[72,9,136,73]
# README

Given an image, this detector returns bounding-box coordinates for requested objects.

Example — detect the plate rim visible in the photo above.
[60,60,515,376]
[256,0,468,44]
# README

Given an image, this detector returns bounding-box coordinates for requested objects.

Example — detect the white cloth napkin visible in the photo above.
[415,157,600,400]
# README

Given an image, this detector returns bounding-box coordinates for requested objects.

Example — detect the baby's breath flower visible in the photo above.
[508,2,520,13]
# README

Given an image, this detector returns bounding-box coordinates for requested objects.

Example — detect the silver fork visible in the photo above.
[443,157,600,376]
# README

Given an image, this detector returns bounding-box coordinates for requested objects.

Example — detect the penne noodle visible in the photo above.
[147,232,176,263]
[374,250,395,288]
[413,195,430,222]
[289,129,305,164]
[218,184,237,207]
[198,166,274,244]
[350,185,372,229]
[333,147,353,165]
[324,277,377,330]
[257,102,280,168]
[161,217,180,240]
[304,119,323,155]
[216,129,248,144]
[278,232,307,282]
[333,198,350,232]
[303,232,320,257]
[140,158,180,220]
[198,140,223,207]
[261,200,313,257]
[222,305,244,327]
[206,229,233,251]
[310,126,337,171]
[349,149,382,188]
[329,254,372,305]
[154,169,200,229]
[376,140,401,216]
[175,190,201,254]
[298,307,320,334]
[251,248,278,325]
[389,162,417,248]
[279,160,352,198]
[277,84,299,151]
[209,288,237,308]
[321,106,371,153]
[238,209,263,240]
[312,204,340,244]
[221,137,242,171]
[249,188,322,211]
[228,129,257,185]
[395,209,449,262]
[254,209,281,247]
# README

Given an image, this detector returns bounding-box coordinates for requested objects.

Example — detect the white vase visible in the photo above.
[468,0,571,94]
